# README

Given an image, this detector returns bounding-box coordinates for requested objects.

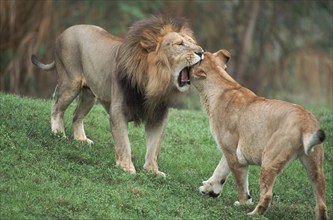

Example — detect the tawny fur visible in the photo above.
[31,16,203,176]
[191,50,328,220]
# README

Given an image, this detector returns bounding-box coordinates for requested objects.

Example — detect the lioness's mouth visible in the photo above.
[178,66,191,87]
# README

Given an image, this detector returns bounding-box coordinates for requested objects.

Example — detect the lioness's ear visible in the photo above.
[192,70,207,79]
[214,49,231,69]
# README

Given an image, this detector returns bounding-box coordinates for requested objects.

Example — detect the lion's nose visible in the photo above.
[195,48,204,58]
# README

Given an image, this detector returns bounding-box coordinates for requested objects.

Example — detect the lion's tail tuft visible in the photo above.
[31,54,55,71]
[303,129,326,155]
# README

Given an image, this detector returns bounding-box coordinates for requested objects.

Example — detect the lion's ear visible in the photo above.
[214,49,231,69]
[140,30,160,52]
[140,40,155,52]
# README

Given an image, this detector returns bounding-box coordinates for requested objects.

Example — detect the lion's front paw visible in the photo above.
[121,166,136,174]
[84,138,94,145]
[143,162,166,177]
[75,137,94,145]
[155,171,166,177]
[116,158,136,174]
[52,130,67,139]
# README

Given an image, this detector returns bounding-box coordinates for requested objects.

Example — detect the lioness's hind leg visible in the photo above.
[232,165,252,206]
[299,146,328,220]
[249,137,297,216]
[73,87,96,145]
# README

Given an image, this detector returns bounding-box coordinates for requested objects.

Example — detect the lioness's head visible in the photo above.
[118,16,204,98]
[190,50,231,90]
[191,50,231,80]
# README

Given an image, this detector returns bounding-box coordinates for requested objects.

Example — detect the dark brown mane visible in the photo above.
[118,72,168,126]
[116,16,194,125]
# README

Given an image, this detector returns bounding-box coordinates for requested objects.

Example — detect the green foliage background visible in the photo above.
[1,0,332,108]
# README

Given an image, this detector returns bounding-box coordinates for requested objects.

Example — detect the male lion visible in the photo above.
[31,16,204,176]
[191,50,328,219]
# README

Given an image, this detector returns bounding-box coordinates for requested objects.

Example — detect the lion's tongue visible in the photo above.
[180,68,189,84]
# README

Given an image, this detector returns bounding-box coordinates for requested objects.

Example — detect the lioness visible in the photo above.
[31,16,204,176]
[191,50,328,219]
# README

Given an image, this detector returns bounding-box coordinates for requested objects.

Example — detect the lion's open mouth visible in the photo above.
[178,66,191,87]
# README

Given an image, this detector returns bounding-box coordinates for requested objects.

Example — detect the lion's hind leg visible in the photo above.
[51,63,81,138]
[51,84,81,138]
[51,90,80,137]
[73,87,96,145]
[51,100,66,136]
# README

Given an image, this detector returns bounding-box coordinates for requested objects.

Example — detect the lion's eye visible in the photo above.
[177,41,184,46]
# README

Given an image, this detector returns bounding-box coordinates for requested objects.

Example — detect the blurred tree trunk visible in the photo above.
[0,0,54,96]
[234,0,259,83]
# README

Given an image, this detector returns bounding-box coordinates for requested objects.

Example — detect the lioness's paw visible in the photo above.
[247,209,259,216]
[234,198,253,206]
[246,198,253,205]
[199,181,222,198]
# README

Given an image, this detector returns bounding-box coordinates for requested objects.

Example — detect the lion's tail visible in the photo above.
[31,54,55,71]
[303,129,326,155]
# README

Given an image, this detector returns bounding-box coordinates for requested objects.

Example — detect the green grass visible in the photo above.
[0,92,332,219]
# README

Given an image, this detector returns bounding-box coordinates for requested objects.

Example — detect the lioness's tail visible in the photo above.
[303,129,326,155]
[31,54,55,71]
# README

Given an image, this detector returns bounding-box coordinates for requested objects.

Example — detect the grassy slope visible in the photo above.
[0,92,332,219]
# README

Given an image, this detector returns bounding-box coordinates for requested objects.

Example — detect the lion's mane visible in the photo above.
[117,16,195,125]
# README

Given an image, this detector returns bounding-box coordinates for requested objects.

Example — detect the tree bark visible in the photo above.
[235,0,260,83]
